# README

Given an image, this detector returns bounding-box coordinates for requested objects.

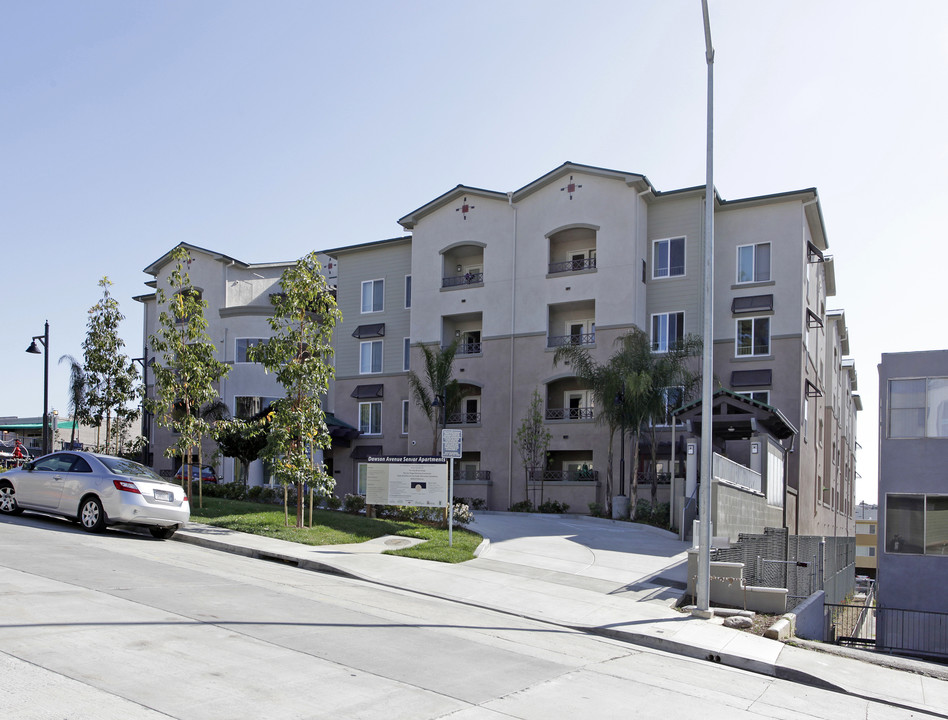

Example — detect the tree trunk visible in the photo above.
[631,434,641,519]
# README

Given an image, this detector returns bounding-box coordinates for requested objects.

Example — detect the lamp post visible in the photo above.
[132,353,149,465]
[25,320,50,456]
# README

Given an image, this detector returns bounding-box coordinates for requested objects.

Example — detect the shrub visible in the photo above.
[324,494,343,511]
[588,502,606,518]
[538,499,569,514]
[344,493,366,514]
[633,499,670,528]
[509,500,534,513]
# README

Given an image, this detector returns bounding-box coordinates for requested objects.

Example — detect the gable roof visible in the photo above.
[142,242,296,277]
[673,388,797,440]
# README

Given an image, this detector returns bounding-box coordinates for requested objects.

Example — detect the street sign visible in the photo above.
[441,429,462,459]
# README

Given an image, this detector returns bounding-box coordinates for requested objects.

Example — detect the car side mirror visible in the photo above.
[23,462,34,471]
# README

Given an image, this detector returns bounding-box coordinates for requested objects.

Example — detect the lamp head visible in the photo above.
[26,341,42,354]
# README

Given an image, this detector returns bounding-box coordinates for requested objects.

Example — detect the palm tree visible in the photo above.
[58,354,87,449]
[407,339,461,455]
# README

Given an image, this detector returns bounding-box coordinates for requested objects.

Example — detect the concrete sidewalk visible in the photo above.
[172,518,948,718]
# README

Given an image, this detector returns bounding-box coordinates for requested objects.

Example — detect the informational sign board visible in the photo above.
[365,456,448,507]
[441,429,462,459]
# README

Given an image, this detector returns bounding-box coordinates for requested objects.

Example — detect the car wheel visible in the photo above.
[0,482,23,515]
[79,497,107,533]
[149,526,177,540]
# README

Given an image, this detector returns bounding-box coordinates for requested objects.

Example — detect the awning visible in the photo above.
[731,294,773,314]
[731,369,773,388]
[325,412,360,443]
[0,421,77,431]
[351,384,384,399]
[352,323,385,339]
[350,445,383,460]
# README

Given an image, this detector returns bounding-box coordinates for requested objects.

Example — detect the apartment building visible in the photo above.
[877,350,948,639]
[327,162,860,535]
[854,501,878,578]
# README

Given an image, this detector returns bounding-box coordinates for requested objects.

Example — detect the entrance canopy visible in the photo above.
[672,389,796,441]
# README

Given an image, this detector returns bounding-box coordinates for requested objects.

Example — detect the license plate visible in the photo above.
[154,490,173,502]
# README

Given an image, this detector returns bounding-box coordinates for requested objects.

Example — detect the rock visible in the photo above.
[724,616,754,629]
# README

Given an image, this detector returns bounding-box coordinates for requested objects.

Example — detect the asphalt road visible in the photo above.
[0,514,927,719]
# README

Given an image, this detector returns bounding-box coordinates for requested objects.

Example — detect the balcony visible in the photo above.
[447,411,481,425]
[442,271,484,288]
[548,256,596,274]
[528,468,598,482]
[547,331,595,348]
[457,469,491,482]
[545,407,595,421]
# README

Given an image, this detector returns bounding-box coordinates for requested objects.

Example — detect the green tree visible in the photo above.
[82,277,140,455]
[148,248,229,500]
[515,388,552,507]
[407,339,461,456]
[58,354,87,448]
[247,252,340,528]
[215,415,269,486]
[553,342,625,514]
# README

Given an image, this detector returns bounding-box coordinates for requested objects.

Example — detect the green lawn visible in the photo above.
[189,497,482,563]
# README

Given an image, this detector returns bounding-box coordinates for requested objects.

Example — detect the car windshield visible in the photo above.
[100,456,164,480]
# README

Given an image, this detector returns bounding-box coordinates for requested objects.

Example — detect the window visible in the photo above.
[235,396,280,419]
[656,386,684,425]
[405,275,412,308]
[360,340,383,374]
[358,463,368,495]
[737,390,771,405]
[737,243,771,283]
[736,317,770,356]
[889,377,948,438]
[885,494,948,555]
[651,312,684,352]
[403,338,411,371]
[361,279,384,313]
[653,237,685,278]
[401,400,409,434]
[856,546,876,557]
[235,338,266,363]
[359,402,382,435]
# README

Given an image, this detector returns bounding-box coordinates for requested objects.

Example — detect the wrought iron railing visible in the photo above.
[450,341,482,355]
[547,332,595,348]
[549,257,597,274]
[442,272,484,288]
[545,407,595,421]
[446,412,481,425]
[456,470,491,482]
[528,469,598,482]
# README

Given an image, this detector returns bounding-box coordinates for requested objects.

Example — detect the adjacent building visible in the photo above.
[877,350,948,654]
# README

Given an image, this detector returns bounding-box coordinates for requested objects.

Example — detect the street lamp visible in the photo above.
[25,320,50,456]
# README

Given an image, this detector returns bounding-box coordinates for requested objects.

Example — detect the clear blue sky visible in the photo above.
[3,1,946,503]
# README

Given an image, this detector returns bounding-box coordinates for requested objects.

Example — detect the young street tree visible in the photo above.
[515,388,552,507]
[148,248,229,500]
[407,339,461,456]
[58,354,87,449]
[82,277,140,454]
[248,252,340,528]
[214,415,269,487]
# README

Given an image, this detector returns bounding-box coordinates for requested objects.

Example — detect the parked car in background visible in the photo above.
[174,465,218,483]
[0,451,190,539]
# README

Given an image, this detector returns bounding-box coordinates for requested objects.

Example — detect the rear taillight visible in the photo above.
[113,479,141,494]
[182,495,188,502]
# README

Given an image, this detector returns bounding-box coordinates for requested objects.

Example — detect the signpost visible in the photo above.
[441,429,462,546]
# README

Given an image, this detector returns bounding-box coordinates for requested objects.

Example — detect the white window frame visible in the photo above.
[736,242,771,284]
[358,401,382,436]
[357,463,368,495]
[651,311,684,353]
[735,316,771,357]
[234,337,266,363]
[652,237,685,279]
[360,340,383,374]
[404,275,412,309]
[737,390,771,405]
[401,399,409,434]
[361,279,384,314]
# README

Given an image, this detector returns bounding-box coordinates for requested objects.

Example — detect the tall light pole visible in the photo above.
[25,320,50,456]
[695,0,715,616]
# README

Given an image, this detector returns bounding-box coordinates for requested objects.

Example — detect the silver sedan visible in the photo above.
[0,451,190,539]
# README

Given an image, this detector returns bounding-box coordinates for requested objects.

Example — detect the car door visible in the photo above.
[57,454,96,513]
[19,454,76,509]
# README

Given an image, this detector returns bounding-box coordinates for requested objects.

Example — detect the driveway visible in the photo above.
[468,513,692,604]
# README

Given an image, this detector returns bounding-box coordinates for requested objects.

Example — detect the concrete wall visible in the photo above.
[711,479,784,543]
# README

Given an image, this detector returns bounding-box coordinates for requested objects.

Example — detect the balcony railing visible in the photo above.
[446,341,482,356]
[547,332,595,348]
[549,257,597,274]
[545,407,595,421]
[442,272,484,288]
[456,469,491,482]
[447,412,481,425]
[528,469,598,482]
